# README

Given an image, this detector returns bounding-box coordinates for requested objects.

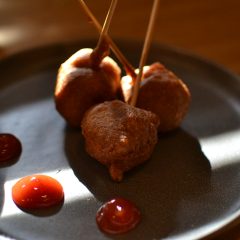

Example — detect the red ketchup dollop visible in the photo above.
[12,175,64,209]
[0,133,22,162]
[96,197,141,234]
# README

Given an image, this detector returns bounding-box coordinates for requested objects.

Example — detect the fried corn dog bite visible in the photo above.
[81,100,160,181]
[55,48,122,127]
[122,62,191,132]
[55,0,121,127]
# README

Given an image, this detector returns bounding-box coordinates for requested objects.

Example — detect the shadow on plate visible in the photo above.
[0,173,6,218]
[65,127,212,239]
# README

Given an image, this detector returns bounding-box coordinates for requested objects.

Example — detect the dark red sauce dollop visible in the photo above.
[12,174,64,209]
[0,133,22,162]
[96,197,141,234]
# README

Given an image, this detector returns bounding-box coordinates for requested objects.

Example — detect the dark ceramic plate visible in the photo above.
[0,41,240,240]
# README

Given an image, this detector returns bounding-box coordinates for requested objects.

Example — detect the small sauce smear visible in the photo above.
[12,175,64,209]
[0,133,22,162]
[96,197,141,234]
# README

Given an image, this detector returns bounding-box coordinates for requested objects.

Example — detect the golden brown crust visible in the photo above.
[54,48,123,127]
[81,100,160,181]
[136,62,191,132]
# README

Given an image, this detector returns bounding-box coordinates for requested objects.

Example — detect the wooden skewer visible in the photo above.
[130,0,160,106]
[90,0,118,68]
[78,0,136,79]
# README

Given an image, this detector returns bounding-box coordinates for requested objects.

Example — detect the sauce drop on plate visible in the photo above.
[0,133,22,162]
[12,175,64,209]
[96,197,141,234]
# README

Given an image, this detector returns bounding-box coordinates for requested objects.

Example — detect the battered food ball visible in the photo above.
[122,62,191,132]
[55,48,123,127]
[81,100,160,181]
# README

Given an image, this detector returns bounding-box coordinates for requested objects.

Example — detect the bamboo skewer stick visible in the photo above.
[130,0,160,106]
[90,0,118,68]
[78,0,136,78]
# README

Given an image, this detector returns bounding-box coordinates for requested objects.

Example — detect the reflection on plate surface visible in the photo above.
[0,41,240,240]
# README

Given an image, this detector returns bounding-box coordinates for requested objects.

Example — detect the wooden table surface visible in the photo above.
[0,0,240,239]
[1,0,240,74]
